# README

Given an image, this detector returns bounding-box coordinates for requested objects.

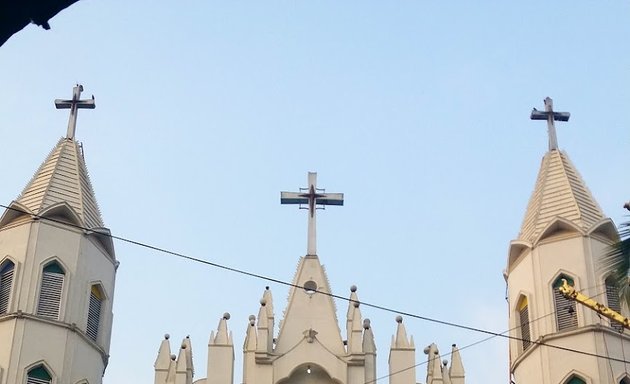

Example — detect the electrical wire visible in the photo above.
[1,203,630,367]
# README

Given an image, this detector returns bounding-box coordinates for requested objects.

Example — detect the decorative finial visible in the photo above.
[223,312,231,320]
[164,333,170,340]
[395,315,403,323]
[281,172,344,256]
[363,319,371,329]
[530,97,570,151]
[350,284,357,292]
[55,84,96,140]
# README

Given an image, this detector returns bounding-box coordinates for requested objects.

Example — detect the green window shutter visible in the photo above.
[566,376,586,384]
[0,261,14,314]
[27,365,52,384]
[36,263,65,320]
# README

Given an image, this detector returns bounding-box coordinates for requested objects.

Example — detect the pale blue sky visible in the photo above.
[1,2,629,383]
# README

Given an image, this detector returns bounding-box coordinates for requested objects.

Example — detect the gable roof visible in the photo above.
[274,255,345,356]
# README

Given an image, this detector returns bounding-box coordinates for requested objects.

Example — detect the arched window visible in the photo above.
[0,260,15,314]
[27,364,52,384]
[36,262,65,320]
[517,296,531,351]
[565,375,586,384]
[605,276,623,332]
[552,275,578,331]
[86,285,104,341]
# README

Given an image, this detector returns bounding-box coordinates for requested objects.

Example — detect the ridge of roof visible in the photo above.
[518,150,605,243]
[16,137,104,229]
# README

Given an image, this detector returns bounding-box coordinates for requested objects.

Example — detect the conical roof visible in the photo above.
[518,149,604,243]
[15,137,104,229]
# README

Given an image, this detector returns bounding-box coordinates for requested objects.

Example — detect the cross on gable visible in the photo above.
[55,84,96,139]
[281,172,344,256]
[530,97,570,151]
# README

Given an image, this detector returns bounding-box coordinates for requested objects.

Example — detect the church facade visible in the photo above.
[153,173,465,384]
[1,88,628,384]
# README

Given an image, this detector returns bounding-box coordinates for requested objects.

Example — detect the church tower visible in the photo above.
[506,98,630,384]
[0,85,117,384]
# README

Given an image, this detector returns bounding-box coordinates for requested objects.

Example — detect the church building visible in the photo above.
[2,87,628,384]
[506,97,630,383]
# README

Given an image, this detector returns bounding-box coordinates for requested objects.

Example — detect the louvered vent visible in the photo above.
[519,304,531,351]
[87,286,103,341]
[606,279,623,332]
[0,262,14,314]
[27,377,51,384]
[553,280,578,331]
[36,265,65,320]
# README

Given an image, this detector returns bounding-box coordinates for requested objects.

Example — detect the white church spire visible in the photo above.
[0,85,117,384]
[346,285,363,354]
[389,316,416,384]
[207,313,235,384]
[155,334,173,383]
[4,84,105,231]
[449,344,465,384]
[507,98,625,383]
[516,98,607,246]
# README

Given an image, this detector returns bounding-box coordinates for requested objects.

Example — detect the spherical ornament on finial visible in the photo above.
[265,286,270,290]
[350,284,357,292]
[223,312,231,320]
[164,333,170,340]
[170,354,177,360]
[395,315,403,323]
[363,319,371,329]
[353,300,360,308]
[249,314,256,321]
[443,360,448,366]
[423,346,430,355]
[181,343,187,349]
[260,298,267,306]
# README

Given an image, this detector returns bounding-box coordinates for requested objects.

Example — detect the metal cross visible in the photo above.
[281,172,344,256]
[55,84,96,139]
[530,97,570,151]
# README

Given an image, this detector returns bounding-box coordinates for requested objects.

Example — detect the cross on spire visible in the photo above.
[530,97,570,151]
[55,84,96,139]
[281,172,344,256]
